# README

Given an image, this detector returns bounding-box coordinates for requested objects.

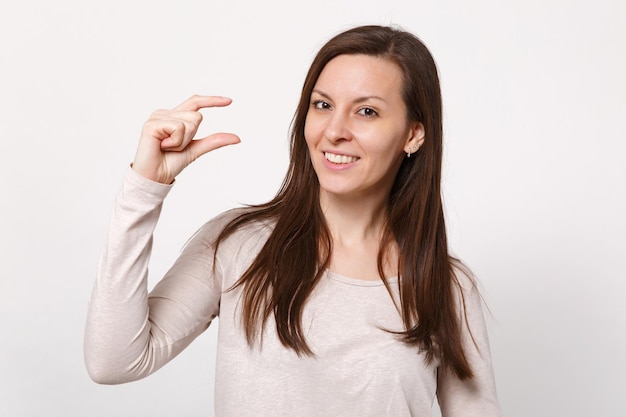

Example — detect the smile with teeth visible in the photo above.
[324,152,359,164]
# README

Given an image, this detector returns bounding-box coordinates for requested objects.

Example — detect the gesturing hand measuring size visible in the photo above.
[132,95,240,184]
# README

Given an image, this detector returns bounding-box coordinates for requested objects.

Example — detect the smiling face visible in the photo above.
[304,54,424,204]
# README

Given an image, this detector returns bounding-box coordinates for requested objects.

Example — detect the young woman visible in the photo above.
[85,25,501,416]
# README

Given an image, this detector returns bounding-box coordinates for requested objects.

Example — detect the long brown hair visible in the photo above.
[215,25,474,379]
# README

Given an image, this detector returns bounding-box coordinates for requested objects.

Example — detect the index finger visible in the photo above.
[173,95,233,111]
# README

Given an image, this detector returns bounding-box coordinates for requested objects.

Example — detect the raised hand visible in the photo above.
[132,95,240,184]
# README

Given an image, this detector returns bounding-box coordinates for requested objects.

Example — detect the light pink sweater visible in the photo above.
[84,168,501,416]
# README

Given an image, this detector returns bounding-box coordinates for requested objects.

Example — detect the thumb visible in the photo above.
[188,132,241,160]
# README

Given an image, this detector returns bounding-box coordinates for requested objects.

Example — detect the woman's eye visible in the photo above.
[357,107,378,117]
[312,100,330,110]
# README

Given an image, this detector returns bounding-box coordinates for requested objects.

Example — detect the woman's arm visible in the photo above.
[84,168,206,383]
[84,95,240,384]
[436,269,502,416]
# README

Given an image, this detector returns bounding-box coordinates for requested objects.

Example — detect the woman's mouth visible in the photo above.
[324,152,359,164]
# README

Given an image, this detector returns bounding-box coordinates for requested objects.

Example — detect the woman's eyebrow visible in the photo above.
[311,88,386,103]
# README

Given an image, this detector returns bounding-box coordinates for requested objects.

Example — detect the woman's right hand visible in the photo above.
[132,95,240,184]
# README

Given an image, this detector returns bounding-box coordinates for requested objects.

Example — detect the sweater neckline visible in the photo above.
[325,269,399,287]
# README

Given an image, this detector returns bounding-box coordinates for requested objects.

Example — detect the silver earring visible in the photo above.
[406,144,420,158]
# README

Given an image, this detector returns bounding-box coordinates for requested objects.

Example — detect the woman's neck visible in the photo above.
[319,189,388,244]
[319,190,398,280]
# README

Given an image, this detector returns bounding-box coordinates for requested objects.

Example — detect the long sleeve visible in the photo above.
[436,270,502,417]
[84,168,222,384]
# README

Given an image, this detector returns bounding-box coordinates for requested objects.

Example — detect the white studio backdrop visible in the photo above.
[1,0,624,416]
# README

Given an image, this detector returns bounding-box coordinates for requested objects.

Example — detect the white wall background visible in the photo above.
[1,0,624,416]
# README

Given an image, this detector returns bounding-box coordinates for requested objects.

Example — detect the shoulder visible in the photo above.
[450,258,478,293]
[449,258,489,321]
[186,207,275,255]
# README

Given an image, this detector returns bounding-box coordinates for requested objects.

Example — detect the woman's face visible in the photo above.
[304,54,424,203]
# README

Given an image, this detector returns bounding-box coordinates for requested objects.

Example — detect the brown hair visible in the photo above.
[215,24,474,379]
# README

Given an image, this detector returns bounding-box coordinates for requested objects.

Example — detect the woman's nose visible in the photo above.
[324,111,353,142]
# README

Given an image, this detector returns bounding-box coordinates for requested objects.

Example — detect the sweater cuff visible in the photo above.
[123,165,174,203]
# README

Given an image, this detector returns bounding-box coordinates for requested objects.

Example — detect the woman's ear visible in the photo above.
[403,122,425,155]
